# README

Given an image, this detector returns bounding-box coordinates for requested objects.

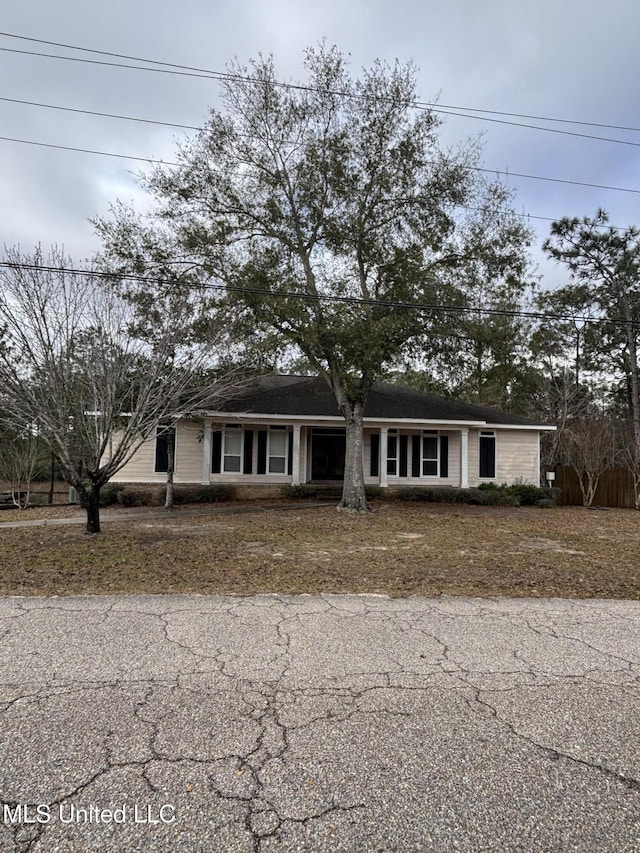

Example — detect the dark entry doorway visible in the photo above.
[311,428,346,480]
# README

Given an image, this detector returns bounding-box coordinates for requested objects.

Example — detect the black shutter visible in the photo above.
[154,431,169,473]
[257,430,268,475]
[243,430,253,474]
[370,433,380,477]
[399,435,408,477]
[439,435,449,478]
[411,434,421,477]
[211,430,222,474]
[288,430,293,474]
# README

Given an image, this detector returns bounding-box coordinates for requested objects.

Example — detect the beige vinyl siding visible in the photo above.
[111,420,204,484]
[176,420,204,482]
[468,428,539,486]
[495,429,539,484]
[110,431,163,483]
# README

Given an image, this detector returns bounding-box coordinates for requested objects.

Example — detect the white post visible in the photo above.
[201,419,212,484]
[292,425,301,485]
[460,428,469,488]
[380,427,388,488]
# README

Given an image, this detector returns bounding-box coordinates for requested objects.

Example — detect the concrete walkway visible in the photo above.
[1,594,640,851]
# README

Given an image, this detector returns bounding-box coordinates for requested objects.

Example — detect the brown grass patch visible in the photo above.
[0,504,638,598]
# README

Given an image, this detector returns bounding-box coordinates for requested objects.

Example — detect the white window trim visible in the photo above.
[478,430,497,480]
[421,430,439,478]
[222,425,243,474]
[267,426,289,475]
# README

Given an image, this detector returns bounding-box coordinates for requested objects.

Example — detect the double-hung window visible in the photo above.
[223,425,242,473]
[422,431,439,476]
[268,426,288,474]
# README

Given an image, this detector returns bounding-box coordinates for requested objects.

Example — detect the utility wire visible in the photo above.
[4,90,640,152]
[0,135,179,165]
[4,131,616,228]
[0,260,632,329]
[3,46,640,152]
[3,43,640,193]
[0,95,200,131]
[0,97,633,228]
[2,131,639,197]
[2,30,639,135]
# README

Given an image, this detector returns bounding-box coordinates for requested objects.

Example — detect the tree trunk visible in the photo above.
[48,452,55,505]
[165,425,175,509]
[82,485,101,534]
[578,471,598,507]
[338,400,369,512]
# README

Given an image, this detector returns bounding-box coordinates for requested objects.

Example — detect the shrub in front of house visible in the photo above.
[281,484,318,500]
[398,486,458,503]
[171,484,236,504]
[508,483,558,507]
[397,484,554,507]
[117,487,164,507]
[365,486,385,500]
[100,483,125,506]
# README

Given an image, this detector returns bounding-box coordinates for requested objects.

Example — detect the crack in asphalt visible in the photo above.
[2,596,640,851]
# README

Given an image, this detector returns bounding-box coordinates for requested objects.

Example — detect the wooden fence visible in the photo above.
[553,466,637,508]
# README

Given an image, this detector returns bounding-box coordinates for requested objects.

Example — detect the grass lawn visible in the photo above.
[0,502,639,598]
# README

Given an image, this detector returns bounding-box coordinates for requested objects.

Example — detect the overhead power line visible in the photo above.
[4,89,640,152]
[0,260,634,329]
[2,35,640,194]
[0,95,200,131]
[0,135,179,165]
[2,30,640,135]
[2,132,639,198]
[2,45,640,152]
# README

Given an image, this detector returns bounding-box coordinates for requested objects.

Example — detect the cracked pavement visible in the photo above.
[1,595,640,851]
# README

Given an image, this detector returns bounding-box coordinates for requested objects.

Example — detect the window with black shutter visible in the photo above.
[479,431,496,479]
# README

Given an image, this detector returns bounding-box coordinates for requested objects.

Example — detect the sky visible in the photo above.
[2,0,640,291]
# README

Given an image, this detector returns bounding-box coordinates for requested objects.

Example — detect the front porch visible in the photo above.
[199,421,475,489]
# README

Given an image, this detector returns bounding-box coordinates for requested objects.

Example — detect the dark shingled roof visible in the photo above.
[216,375,545,426]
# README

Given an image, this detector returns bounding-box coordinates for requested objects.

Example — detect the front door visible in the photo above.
[311,428,346,480]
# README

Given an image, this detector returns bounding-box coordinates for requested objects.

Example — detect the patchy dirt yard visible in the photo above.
[0,502,639,598]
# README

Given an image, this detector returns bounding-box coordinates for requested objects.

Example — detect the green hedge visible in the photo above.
[171,484,236,504]
[280,484,318,500]
[117,487,164,507]
[99,483,125,506]
[397,483,557,507]
[112,484,237,507]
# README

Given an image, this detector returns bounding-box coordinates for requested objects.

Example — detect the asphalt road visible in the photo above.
[1,594,640,852]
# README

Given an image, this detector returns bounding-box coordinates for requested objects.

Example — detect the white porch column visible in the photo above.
[201,418,212,484]
[460,427,469,488]
[292,425,301,485]
[379,427,388,488]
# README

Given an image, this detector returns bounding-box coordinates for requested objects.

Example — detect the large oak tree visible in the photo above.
[97,45,532,511]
